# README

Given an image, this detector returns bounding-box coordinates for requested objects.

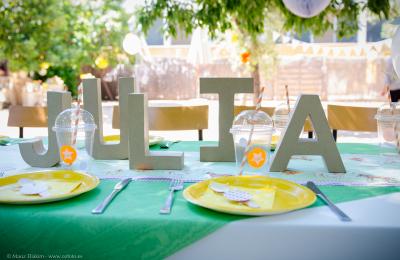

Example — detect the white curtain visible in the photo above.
[187,28,212,65]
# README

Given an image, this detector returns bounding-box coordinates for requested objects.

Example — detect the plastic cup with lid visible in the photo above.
[272,103,291,150]
[375,103,400,153]
[52,107,97,170]
[229,110,273,174]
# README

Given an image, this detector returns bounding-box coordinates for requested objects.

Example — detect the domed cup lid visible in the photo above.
[375,103,400,122]
[273,103,292,121]
[230,110,273,133]
[52,108,97,132]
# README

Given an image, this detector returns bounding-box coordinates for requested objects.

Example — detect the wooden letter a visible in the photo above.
[269,95,346,173]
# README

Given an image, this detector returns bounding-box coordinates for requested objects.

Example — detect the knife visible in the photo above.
[306,181,352,222]
[92,178,131,214]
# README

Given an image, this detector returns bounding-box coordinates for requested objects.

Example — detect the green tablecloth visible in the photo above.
[152,141,397,155]
[1,142,399,259]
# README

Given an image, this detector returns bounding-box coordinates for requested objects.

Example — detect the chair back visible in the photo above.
[327,104,378,132]
[7,106,47,127]
[113,103,208,131]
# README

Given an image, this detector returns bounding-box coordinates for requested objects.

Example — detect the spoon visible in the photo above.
[209,182,260,208]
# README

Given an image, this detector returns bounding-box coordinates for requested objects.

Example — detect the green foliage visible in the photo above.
[137,0,272,39]
[32,66,79,96]
[136,0,393,39]
[0,0,131,92]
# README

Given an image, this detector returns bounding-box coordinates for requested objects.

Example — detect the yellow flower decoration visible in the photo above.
[40,62,50,70]
[231,33,239,43]
[241,51,251,63]
[80,73,95,79]
[95,56,109,69]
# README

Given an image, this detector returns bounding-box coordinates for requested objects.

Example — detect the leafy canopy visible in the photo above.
[136,0,392,39]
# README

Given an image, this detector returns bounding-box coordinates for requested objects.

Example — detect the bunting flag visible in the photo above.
[274,37,391,57]
[332,48,340,56]
[305,45,314,55]
[282,35,292,44]
[272,32,281,42]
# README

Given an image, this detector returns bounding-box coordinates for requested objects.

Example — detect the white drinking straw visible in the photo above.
[390,102,400,153]
[239,86,265,176]
[72,84,83,145]
[285,84,290,113]
[387,91,400,153]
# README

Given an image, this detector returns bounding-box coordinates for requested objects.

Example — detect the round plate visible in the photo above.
[0,170,99,204]
[183,175,316,216]
[103,135,164,146]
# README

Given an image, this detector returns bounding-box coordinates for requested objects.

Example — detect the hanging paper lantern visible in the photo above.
[391,26,400,77]
[283,0,331,18]
[122,33,141,55]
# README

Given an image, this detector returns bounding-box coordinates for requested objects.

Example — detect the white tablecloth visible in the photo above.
[170,193,400,260]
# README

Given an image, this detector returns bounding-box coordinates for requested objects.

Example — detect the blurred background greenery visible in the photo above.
[0,0,132,96]
[0,0,397,97]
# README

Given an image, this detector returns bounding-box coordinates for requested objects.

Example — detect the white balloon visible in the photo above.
[123,33,141,55]
[283,0,331,18]
[391,26,400,77]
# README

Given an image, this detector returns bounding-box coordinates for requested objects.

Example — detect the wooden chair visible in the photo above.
[234,105,275,117]
[327,104,378,141]
[7,106,47,138]
[112,103,209,140]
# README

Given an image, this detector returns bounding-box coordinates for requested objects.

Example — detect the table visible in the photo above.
[0,142,400,260]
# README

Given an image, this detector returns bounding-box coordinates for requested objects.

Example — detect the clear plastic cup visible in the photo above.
[375,103,400,152]
[52,108,97,170]
[230,110,273,174]
[272,103,291,150]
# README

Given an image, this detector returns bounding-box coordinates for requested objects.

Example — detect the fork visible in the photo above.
[160,178,184,214]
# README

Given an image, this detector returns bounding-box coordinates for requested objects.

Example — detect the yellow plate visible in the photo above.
[103,135,164,146]
[183,175,316,216]
[0,170,99,204]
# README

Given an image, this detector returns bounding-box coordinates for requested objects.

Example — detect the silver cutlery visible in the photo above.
[159,141,180,149]
[160,178,184,214]
[92,178,131,214]
[306,181,352,222]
